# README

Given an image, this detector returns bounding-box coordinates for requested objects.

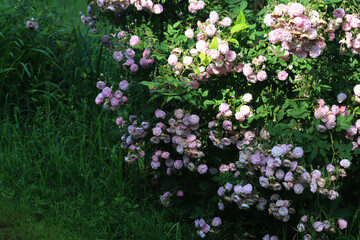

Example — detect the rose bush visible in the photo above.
[83,0,360,238]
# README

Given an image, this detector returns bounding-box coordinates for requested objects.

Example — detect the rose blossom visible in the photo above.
[277,71,288,81]
[185,29,194,38]
[242,93,253,103]
[198,164,208,174]
[338,219,347,230]
[129,36,140,47]
[211,217,222,227]
[152,4,163,14]
[339,159,351,168]
[257,70,267,81]
[168,54,178,66]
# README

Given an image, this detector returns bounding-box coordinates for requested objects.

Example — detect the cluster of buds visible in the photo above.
[118,116,149,162]
[96,0,163,14]
[194,217,222,239]
[160,191,171,207]
[81,6,98,34]
[296,215,347,239]
[95,80,129,110]
[268,195,295,222]
[297,215,335,235]
[314,98,349,131]
[238,56,268,83]
[124,143,145,163]
[110,33,155,74]
[264,2,327,59]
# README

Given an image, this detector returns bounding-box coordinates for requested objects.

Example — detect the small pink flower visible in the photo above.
[185,29,194,38]
[340,159,351,168]
[257,70,267,81]
[198,164,208,174]
[313,221,324,232]
[338,219,347,230]
[211,217,222,227]
[168,54,178,66]
[176,190,184,197]
[242,93,253,103]
[293,183,304,194]
[129,36,140,47]
[189,114,200,125]
[219,103,229,112]
[152,4,163,14]
[333,8,345,19]
[155,109,166,119]
[113,51,124,62]
[219,17,232,27]
[130,64,138,73]
[209,11,219,23]
[277,71,288,81]
[205,24,217,36]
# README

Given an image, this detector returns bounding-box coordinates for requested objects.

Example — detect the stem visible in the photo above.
[329,131,336,164]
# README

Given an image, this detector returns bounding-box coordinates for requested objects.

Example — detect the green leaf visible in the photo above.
[140,81,155,90]
[194,68,200,76]
[209,37,218,50]
[230,23,249,35]
[199,53,212,66]
[277,109,285,121]
[235,10,246,25]
[227,38,240,46]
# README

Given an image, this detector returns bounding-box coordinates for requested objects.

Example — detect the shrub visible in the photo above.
[85,0,360,238]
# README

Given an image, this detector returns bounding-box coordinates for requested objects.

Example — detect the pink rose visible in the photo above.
[277,71,288,81]
[129,35,140,47]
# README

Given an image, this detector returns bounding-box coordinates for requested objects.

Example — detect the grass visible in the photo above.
[0,0,195,239]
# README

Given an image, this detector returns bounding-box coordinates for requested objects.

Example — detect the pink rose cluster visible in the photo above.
[314,98,349,132]
[238,56,267,83]
[111,34,154,74]
[194,217,221,238]
[95,80,129,110]
[168,11,236,88]
[96,0,163,14]
[206,103,257,150]
[215,102,254,123]
[117,116,148,162]
[330,8,360,55]
[264,3,327,59]
[188,0,205,14]
[150,109,205,172]
[236,138,342,201]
